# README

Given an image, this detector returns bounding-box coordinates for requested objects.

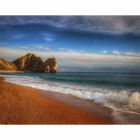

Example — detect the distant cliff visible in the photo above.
[0,53,58,73]
[0,57,17,70]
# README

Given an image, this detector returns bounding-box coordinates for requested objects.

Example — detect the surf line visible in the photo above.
[105,105,140,115]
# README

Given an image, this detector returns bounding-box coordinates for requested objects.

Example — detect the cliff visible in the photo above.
[0,57,17,70]
[45,58,58,73]
[0,53,58,73]
[13,53,44,72]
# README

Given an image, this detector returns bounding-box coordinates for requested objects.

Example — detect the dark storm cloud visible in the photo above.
[0,16,140,34]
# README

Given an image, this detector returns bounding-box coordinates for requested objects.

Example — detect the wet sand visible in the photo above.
[45,91,113,121]
[0,70,31,73]
[0,76,113,124]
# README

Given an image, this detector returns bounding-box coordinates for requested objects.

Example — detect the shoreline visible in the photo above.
[0,70,32,73]
[0,76,113,124]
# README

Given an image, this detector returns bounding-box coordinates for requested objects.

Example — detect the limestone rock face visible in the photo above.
[13,53,44,72]
[0,57,17,70]
[45,58,58,73]
[0,53,58,73]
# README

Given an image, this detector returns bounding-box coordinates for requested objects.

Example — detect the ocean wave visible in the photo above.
[3,74,140,114]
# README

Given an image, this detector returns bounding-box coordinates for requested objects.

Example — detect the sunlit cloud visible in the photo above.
[0,47,140,70]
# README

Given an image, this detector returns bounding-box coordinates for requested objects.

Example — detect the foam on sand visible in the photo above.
[3,74,140,115]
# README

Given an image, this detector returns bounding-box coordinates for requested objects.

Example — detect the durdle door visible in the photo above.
[0,53,58,73]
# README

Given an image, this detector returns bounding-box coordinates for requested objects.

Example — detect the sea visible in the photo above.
[1,72,140,116]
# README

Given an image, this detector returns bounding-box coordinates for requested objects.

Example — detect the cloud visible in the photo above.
[0,16,140,35]
[124,52,140,56]
[112,50,140,56]
[0,47,140,70]
[112,50,121,55]
[11,33,25,39]
[19,45,50,51]
[41,33,55,42]
[58,48,74,52]
[43,36,54,42]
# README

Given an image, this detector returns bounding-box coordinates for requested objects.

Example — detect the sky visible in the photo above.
[0,16,140,72]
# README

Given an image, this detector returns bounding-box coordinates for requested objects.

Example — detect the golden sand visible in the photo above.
[0,77,113,124]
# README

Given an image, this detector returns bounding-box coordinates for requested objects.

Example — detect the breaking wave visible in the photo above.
[2,74,140,114]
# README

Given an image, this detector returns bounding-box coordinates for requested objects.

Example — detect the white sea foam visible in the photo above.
[3,74,140,114]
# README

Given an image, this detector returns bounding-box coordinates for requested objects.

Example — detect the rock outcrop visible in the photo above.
[45,58,58,73]
[0,53,58,73]
[13,53,44,72]
[0,57,17,70]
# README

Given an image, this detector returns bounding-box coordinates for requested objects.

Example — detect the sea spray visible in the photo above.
[129,92,140,112]
[1,72,140,114]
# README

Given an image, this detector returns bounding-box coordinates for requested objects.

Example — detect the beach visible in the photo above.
[0,76,113,124]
